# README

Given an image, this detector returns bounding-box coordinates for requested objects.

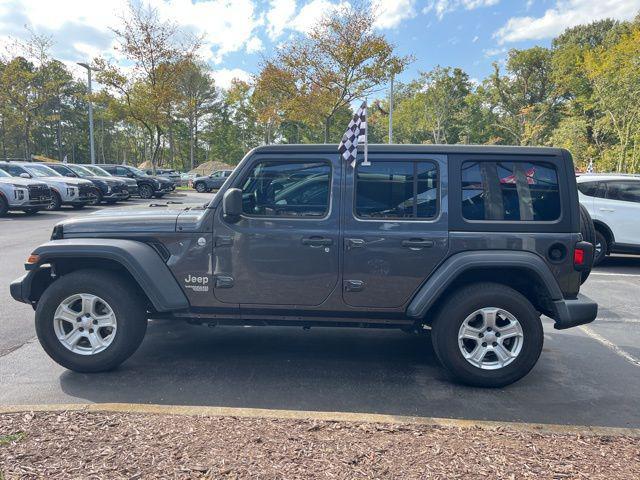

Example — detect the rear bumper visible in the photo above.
[552,293,598,330]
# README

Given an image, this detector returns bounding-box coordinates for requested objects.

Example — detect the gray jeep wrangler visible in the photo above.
[10,145,598,387]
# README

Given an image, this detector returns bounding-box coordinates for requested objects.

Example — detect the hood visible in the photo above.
[86,175,126,186]
[0,177,47,187]
[59,207,184,234]
[40,177,94,187]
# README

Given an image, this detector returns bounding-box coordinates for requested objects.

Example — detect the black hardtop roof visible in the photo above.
[250,144,566,157]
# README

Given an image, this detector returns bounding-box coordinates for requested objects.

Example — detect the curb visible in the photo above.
[1,403,639,437]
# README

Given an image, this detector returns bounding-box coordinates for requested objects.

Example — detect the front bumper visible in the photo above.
[13,198,51,208]
[103,191,129,201]
[10,271,36,306]
[552,293,598,330]
[64,196,95,206]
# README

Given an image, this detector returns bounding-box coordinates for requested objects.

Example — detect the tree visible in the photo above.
[95,1,199,171]
[270,5,410,142]
[485,47,560,145]
[583,26,640,172]
[177,60,217,169]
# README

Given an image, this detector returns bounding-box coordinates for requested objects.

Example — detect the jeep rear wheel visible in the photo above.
[431,283,543,387]
[35,269,148,372]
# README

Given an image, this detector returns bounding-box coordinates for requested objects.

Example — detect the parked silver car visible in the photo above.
[0,162,96,210]
[0,168,52,216]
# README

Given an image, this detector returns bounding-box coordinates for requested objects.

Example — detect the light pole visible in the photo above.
[77,62,96,164]
[388,74,394,144]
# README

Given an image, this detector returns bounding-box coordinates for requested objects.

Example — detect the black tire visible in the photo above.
[35,269,148,373]
[593,230,608,266]
[578,204,596,283]
[47,191,62,211]
[22,208,39,215]
[195,182,207,193]
[431,282,543,388]
[91,190,103,206]
[0,195,9,216]
[139,184,154,199]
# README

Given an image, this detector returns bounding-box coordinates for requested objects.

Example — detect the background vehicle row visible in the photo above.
[0,168,52,216]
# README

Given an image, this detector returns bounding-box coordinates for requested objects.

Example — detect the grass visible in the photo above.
[0,432,26,446]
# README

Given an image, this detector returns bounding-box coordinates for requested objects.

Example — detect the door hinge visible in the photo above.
[344,279,365,292]
[215,236,233,247]
[214,275,234,288]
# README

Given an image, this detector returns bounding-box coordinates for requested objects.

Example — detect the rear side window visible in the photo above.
[577,181,600,197]
[462,160,560,221]
[241,161,330,217]
[605,181,640,203]
[355,161,438,220]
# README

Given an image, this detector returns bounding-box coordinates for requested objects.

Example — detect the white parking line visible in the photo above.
[591,272,640,278]
[579,326,640,368]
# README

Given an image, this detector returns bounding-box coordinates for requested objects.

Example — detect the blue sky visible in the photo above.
[0,0,638,88]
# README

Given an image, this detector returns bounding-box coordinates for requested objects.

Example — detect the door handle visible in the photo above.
[302,237,333,247]
[346,238,365,250]
[599,208,615,212]
[401,239,434,249]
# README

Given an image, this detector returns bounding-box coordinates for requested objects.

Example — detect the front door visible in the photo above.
[212,156,341,306]
[342,154,449,308]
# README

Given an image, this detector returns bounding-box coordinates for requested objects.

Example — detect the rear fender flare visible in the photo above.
[406,250,563,319]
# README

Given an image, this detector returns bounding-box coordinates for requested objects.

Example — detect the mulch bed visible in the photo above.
[0,411,639,479]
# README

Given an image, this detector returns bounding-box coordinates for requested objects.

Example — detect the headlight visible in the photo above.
[66,186,78,197]
[13,187,27,200]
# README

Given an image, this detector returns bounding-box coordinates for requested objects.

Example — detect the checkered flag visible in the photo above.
[338,101,368,168]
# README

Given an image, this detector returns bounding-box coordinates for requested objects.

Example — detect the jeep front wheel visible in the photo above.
[431,282,543,388]
[35,269,148,372]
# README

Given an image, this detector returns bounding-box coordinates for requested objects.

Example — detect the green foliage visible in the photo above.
[0,10,638,173]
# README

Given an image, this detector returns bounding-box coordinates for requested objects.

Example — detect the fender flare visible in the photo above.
[406,250,563,319]
[27,238,189,312]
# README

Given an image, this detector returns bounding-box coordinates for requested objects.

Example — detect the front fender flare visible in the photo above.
[406,250,563,319]
[25,238,189,312]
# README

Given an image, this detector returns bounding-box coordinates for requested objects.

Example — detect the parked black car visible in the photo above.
[96,164,173,199]
[42,163,129,205]
[11,144,597,387]
[82,165,139,197]
[193,169,233,192]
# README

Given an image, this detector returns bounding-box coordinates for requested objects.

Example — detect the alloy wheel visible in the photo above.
[457,307,524,370]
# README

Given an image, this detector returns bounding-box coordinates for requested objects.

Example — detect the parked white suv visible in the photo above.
[577,174,640,265]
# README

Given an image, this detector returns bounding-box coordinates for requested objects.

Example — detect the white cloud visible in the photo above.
[288,0,349,34]
[266,0,297,40]
[472,35,479,43]
[495,0,640,44]
[212,68,252,89]
[0,0,262,66]
[423,0,499,20]
[372,0,417,29]
[245,36,264,54]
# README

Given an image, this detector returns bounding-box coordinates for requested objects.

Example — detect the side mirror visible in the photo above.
[19,172,31,179]
[223,188,242,222]
[127,173,134,178]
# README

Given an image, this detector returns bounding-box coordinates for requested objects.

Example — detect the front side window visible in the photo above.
[24,164,61,177]
[241,161,330,217]
[115,167,130,176]
[577,181,600,197]
[605,181,640,203]
[0,164,26,176]
[462,160,560,221]
[355,161,438,220]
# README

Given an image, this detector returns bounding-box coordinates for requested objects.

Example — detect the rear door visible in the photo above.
[342,154,449,308]
[598,180,640,245]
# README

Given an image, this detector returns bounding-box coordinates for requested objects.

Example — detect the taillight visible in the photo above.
[574,247,585,266]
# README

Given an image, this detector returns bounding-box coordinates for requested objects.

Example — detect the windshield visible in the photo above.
[68,165,95,178]
[85,165,111,176]
[0,169,10,178]
[24,164,61,177]
[129,166,148,176]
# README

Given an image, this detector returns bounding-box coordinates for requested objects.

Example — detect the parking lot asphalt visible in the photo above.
[1,194,639,428]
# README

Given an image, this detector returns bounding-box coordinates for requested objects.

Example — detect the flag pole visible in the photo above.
[362,99,370,166]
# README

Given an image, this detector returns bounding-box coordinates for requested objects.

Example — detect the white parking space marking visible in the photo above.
[579,326,640,368]
[590,272,640,278]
